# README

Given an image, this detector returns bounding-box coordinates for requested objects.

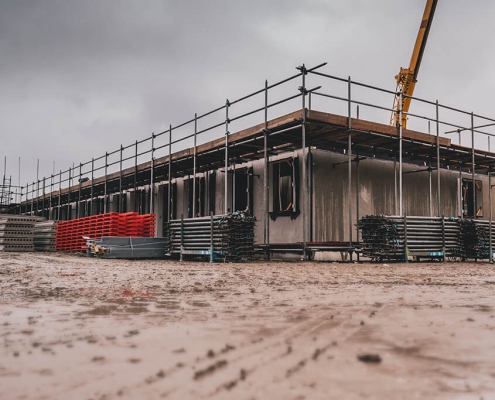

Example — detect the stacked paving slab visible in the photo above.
[34,220,57,252]
[0,215,37,252]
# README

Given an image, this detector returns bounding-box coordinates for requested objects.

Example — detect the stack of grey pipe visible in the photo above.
[165,211,256,262]
[34,220,57,252]
[0,215,37,252]
[357,215,460,261]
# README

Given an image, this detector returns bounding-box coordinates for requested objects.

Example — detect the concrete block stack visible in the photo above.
[34,220,57,252]
[0,215,37,252]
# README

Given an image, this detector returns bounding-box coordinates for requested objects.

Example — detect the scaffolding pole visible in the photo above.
[134,140,138,212]
[58,170,61,220]
[300,65,308,259]
[263,79,270,259]
[150,133,155,214]
[347,76,352,248]
[471,112,476,218]
[399,92,403,216]
[193,113,197,218]
[120,145,123,212]
[67,167,71,220]
[436,100,441,216]
[224,100,230,215]
[168,125,172,222]
[104,152,108,214]
[490,168,493,263]
[90,158,94,216]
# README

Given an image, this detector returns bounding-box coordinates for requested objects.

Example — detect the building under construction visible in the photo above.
[4,63,495,259]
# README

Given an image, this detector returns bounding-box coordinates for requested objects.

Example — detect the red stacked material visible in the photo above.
[55,212,156,252]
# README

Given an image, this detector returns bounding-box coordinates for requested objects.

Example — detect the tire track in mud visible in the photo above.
[134,304,387,399]
[203,304,388,398]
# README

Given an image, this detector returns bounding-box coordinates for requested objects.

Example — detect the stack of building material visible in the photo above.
[358,215,460,261]
[166,211,256,261]
[217,211,256,261]
[0,215,36,252]
[34,220,57,252]
[87,236,166,259]
[55,212,156,253]
[357,215,401,260]
[458,219,493,260]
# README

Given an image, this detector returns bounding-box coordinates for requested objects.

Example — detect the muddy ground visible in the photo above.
[1,253,495,400]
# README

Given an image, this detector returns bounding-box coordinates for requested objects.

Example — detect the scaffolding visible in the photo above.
[9,62,495,260]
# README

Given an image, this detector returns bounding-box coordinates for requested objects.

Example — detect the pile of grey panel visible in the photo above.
[87,236,167,259]
[34,220,57,252]
[357,215,460,261]
[0,215,36,252]
[166,211,256,262]
[458,219,493,260]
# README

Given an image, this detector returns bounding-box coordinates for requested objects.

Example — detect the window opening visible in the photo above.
[462,179,482,217]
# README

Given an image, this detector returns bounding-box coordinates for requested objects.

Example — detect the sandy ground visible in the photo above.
[1,253,495,400]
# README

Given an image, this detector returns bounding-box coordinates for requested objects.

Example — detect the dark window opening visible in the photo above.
[270,157,299,220]
[462,179,482,217]
[209,171,216,215]
[188,177,205,218]
[162,182,177,230]
[233,167,254,213]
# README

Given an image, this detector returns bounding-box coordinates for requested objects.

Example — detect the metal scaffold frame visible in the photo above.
[7,62,495,262]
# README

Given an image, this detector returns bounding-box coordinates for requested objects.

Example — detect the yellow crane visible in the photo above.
[391,0,438,128]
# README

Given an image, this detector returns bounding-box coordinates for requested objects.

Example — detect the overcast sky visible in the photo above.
[1,0,494,197]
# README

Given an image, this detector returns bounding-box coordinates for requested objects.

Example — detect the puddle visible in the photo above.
[82,305,119,316]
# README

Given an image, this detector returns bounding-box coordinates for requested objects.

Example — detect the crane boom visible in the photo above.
[391,0,438,128]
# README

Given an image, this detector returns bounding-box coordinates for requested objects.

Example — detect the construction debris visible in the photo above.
[86,236,167,259]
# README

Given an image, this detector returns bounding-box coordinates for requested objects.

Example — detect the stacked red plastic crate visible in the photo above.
[55,212,156,252]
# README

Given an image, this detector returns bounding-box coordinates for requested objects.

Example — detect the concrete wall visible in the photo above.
[148,147,493,244]
[312,148,491,243]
